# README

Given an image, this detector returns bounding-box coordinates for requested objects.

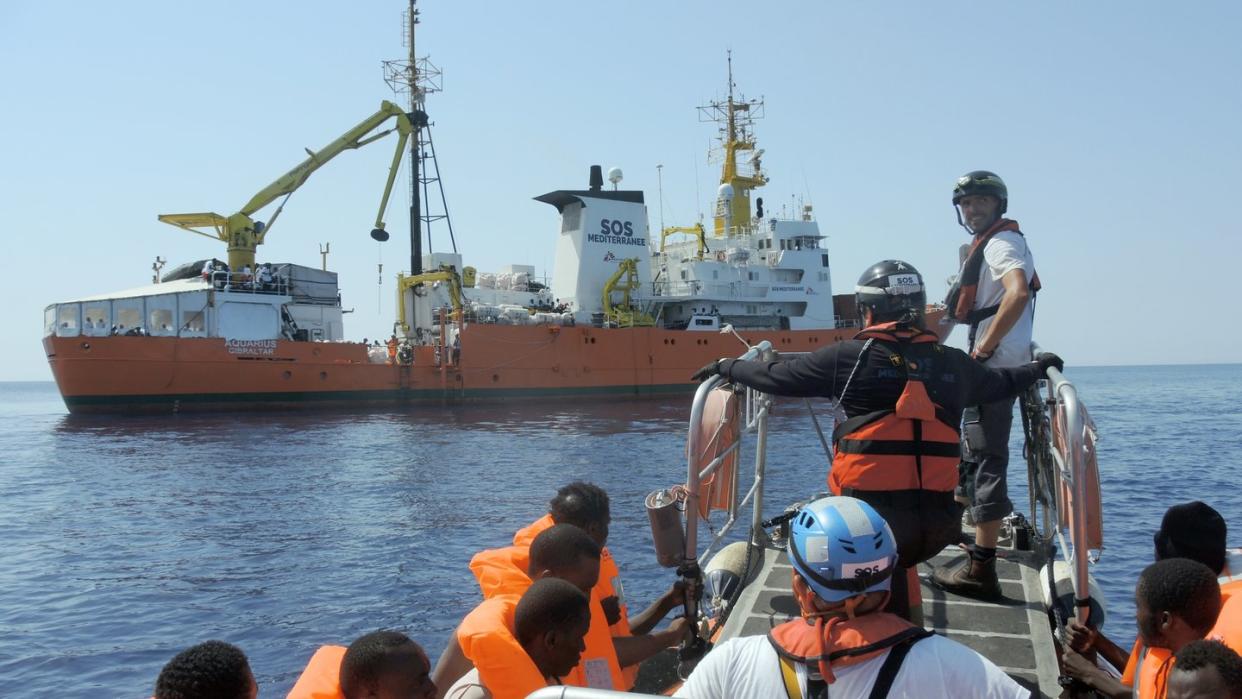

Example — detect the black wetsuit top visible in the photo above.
[719,337,1044,426]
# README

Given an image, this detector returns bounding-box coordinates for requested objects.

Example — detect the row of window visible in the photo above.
[45,296,208,338]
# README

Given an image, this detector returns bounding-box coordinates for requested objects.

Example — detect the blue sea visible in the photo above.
[1,364,1239,697]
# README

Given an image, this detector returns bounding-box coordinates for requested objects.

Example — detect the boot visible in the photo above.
[931,555,1002,601]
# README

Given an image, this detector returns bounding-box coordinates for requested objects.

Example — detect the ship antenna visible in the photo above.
[657,164,665,235]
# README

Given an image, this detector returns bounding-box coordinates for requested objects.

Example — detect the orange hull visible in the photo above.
[45,311,949,413]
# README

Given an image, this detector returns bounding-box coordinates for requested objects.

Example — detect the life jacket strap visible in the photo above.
[778,654,801,699]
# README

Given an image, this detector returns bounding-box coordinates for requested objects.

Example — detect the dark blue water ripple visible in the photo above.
[1,365,1239,696]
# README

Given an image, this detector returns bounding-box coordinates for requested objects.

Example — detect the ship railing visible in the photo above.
[208,270,290,296]
[648,280,770,299]
[676,340,1102,628]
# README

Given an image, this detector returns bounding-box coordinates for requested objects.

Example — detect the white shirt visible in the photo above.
[444,668,492,699]
[971,230,1036,368]
[673,633,1028,699]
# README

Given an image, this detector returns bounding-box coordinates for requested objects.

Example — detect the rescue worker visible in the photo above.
[1062,501,1238,697]
[154,640,257,699]
[443,577,592,699]
[386,335,399,364]
[1167,640,1242,699]
[257,262,274,291]
[673,496,1027,698]
[511,482,693,688]
[934,170,1041,600]
[288,630,436,699]
[691,260,1062,617]
[431,524,611,699]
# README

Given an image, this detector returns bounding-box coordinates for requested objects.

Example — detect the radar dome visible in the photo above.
[607,167,623,185]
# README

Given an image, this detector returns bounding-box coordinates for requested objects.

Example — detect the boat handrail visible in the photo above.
[676,339,1102,629]
[1031,341,1101,626]
[208,270,291,296]
[526,687,666,699]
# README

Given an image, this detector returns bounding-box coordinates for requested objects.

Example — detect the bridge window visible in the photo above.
[821,254,830,267]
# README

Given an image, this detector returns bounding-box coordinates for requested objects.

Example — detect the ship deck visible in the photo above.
[706,528,1063,697]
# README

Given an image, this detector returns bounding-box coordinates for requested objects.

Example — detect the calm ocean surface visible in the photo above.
[2,364,1240,697]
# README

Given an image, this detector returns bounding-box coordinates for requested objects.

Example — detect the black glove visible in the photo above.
[691,359,723,382]
[1035,352,1064,374]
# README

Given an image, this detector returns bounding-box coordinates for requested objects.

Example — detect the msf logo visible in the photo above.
[603,251,617,262]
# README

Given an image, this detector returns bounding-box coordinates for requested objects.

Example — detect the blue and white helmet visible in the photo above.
[788,496,898,603]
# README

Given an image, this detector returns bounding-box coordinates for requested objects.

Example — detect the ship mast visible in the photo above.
[699,52,767,237]
[383,0,450,277]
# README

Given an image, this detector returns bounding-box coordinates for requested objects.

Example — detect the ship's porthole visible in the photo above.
[320,371,328,380]
[282,371,292,379]
[80,342,91,350]
[492,374,500,382]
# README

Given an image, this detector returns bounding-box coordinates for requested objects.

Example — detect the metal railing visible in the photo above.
[676,340,1102,626]
[1030,342,1102,626]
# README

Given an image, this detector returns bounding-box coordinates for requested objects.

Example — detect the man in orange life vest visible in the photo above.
[933,170,1042,600]
[691,259,1062,618]
[443,577,592,699]
[431,524,618,699]
[511,482,692,688]
[1126,559,1223,699]
[1061,502,1242,697]
[1167,640,1242,699]
[288,630,436,699]
[673,496,1026,698]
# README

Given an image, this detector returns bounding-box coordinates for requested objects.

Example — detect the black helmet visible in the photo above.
[855,260,926,325]
[952,170,1008,214]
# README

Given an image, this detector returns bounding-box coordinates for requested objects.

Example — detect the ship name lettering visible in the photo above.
[226,339,278,356]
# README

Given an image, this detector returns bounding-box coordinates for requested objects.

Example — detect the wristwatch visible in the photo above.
[974,348,994,361]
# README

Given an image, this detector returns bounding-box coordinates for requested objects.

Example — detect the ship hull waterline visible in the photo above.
[45,314,950,414]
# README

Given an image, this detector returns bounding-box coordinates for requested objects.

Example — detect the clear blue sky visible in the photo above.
[3,1,1239,381]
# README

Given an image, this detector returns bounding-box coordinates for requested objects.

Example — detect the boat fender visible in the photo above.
[702,541,763,617]
[1037,560,1106,629]
[646,488,685,568]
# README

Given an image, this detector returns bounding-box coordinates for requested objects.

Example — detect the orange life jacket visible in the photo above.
[1123,578,1242,698]
[829,324,961,495]
[767,612,932,684]
[456,594,550,699]
[286,645,347,699]
[944,217,1041,328]
[470,540,627,691]
[1208,578,1242,654]
[1132,644,1174,699]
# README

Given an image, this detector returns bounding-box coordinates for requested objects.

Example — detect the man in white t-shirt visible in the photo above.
[674,496,1028,699]
[933,170,1040,601]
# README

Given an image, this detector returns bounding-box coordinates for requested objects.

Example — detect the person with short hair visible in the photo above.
[444,578,592,699]
[673,496,1026,698]
[1129,559,1224,699]
[1168,640,1242,699]
[287,630,435,699]
[1063,502,1234,696]
[432,524,609,699]
[341,631,436,699]
[153,640,256,699]
[514,481,690,687]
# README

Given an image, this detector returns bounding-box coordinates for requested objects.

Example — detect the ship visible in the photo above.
[42,47,946,414]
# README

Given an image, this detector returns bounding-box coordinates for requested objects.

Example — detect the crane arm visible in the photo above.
[159,100,421,272]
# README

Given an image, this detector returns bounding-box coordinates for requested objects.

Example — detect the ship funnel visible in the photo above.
[589,165,604,192]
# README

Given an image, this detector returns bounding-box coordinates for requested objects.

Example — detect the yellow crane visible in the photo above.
[396,264,464,335]
[601,258,654,327]
[660,223,710,259]
[158,100,419,272]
